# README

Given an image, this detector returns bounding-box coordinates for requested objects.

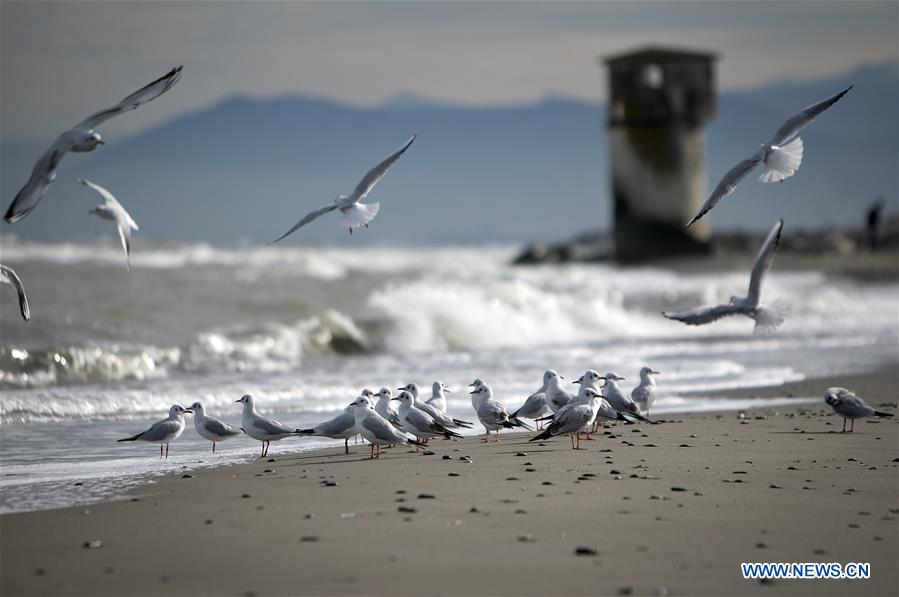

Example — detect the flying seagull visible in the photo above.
[824,387,893,432]
[0,264,30,322]
[664,219,786,334]
[268,134,416,242]
[686,86,852,227]
[80,178,139,271]
[4,66,183,224]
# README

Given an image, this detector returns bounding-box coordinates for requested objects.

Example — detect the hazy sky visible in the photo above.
[1,1,896,142]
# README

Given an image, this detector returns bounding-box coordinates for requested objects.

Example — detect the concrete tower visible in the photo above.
[604,46,718,262]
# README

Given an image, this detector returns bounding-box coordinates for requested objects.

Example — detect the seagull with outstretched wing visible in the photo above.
[79,178,139,271]
[687,86,851,227]
[664,219,786,334]
[4,67,182,224]
[269,134,416,242]
[0,264,31,322]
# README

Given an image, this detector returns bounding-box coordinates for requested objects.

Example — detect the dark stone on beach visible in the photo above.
[506,477,519,481]
[73,482,83,486]
[418,493,435,499]
[671,486,687,492]
[34,568,45,576]
[323,481,338,487]
[205,519,214,525]
[755,542,767,549]
[679,444,692,447]
[525,468,536,472]
[518,534,535,542]
[515,509,527,514]
[181,474,194,479]
[398,506,417,513]
[618,587,634,596]
[241,494,251,498]
[769,484,782,489]
[422,451,435,456]
[574,546,597,556]
[130,498,140,502]
[542,481,554,486]
[267,458,276,462]
[300,536,318,542]
[515,452,528,456]
[448,473,460,477]
[263,469,274,473]
[83,540,102,549]
[610,469,621,475]
[469,507,479,513]
[442,455,452,460]
[813,548,827,555]
[396,490,406,494]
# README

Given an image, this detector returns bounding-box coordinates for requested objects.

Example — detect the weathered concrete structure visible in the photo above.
[604,46,717,262]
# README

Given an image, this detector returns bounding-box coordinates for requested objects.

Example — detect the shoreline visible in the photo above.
[2,366,897,596]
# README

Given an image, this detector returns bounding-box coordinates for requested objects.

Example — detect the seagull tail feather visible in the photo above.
[873,411,894,418]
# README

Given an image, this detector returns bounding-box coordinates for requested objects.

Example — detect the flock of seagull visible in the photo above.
[118,368,662,458]
[4,67,888,458]
[118,365,891,460]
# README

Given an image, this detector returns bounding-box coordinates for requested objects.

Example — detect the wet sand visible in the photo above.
[2,368,897,596]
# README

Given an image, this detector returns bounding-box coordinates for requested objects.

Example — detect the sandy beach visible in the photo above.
[2,368,897,597]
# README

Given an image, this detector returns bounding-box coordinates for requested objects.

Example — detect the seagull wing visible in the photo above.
[139,419,181,442]
[746,219,783,305]
[687,158,761,227]
[0,264,31,321]
[663,304,745,326]
[79,178,138,269]
[204,417,242,438]
[77,66,183,130]
[255,415,297,436]
[767,86,852,147]
[363,414,408,444]
[3,140,70,223]
[350,135,416,200]
[267,204,338,244]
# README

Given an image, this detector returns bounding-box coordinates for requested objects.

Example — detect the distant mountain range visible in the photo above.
[2,61,896,245]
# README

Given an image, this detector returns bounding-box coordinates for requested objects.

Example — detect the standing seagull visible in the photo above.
[188,402,243,453]
[543,370,574,413]
[392,391,463,446]
[349,397,428,459]
[824,387,893,432]
[469,381,532,442]
[631,367,660,417]
[298,402,362,455]
[269,134,416,241]
[398,383,473,429]
[530,388,605,450]
[117,403,192,458]
[601,372,651,423]
[0,264,30,322]
[79,178,139,271]
[687,86,852,227]
[664,219,786,334]
[4,67,183,223]
[425,381,451,413]
[374,387,403,430]
[511,370,556,430]
[236,394,302,457]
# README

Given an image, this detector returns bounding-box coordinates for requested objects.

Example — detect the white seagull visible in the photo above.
[824,387,893,432]
[399,383,473,429]
[530,388,605,450]
[664,219,786,334]
[543,370,574,413]
[374,387,403,430]
[601,372,651,423]
[349,396,428,459]
[298,401,364,455]
[511,370,557,430]
[117,403,192,458]
[392,390,462,447]
[0,264,30,322]
[236,394,302,457]
[468,381,532,442]
[4,67,183,224]
[687,86,852,227]
[631,367,660,417]
[425,381,451,413]
[79,178,139,271]
[188,401,243,453]
[268,134,416,241]
[570,370,628,434]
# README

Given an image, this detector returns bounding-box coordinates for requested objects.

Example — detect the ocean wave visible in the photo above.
[0,309,368,395]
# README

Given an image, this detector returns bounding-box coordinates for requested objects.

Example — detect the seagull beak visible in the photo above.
[185,409,194,414]
[559,375,565,380]
[444,388,452,393]
[390,397,400,401]
[235,399,242,403]
[598,376,608,381]
[468,389,477,395]
[573,377,583,385]
[651,369,661,375]
[97,139,105,145]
